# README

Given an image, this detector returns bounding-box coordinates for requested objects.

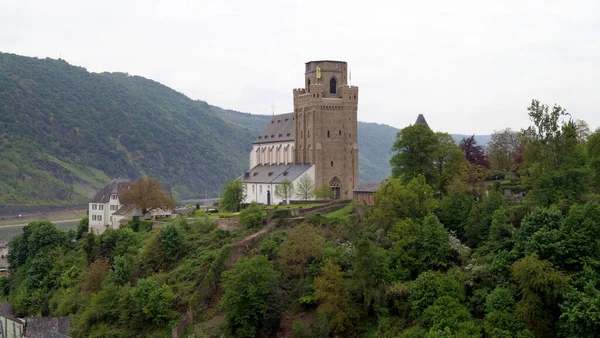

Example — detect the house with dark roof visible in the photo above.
[353,181,381,206]
[88,179,173,234]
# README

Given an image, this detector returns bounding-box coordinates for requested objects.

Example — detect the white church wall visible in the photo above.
[248,141,295,169]
[244,165,315,205]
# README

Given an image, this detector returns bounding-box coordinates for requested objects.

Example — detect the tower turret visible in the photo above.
[293,60,358,199]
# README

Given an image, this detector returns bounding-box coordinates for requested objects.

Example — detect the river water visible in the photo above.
[0,221,78,243]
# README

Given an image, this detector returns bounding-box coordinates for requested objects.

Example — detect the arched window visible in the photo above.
[307,79,311,92]
[308,145,313,163]
[330,77,337,94]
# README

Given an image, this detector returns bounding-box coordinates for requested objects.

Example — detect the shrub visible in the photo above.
[239,202,265,228]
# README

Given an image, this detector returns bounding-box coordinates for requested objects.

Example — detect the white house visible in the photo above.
[88,179,173,234]
[242,113,315,205]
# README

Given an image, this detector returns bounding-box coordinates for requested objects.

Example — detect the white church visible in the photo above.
[242,112,315,205]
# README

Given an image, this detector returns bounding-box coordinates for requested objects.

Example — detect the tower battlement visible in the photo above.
[293,61,358,199]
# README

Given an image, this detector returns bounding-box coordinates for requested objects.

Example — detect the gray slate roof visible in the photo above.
[25,316,70,338]
[0,302,13,316]
[415,114,429,126]
[89,178,130,203]
[244,164,312,184]
[89,179,172,203]
[112,204,142,217]
[353,181,381,193]
[253,113,295,144]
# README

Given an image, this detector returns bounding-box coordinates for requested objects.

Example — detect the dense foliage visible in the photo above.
[0,52,260,204]
[7,56,600,337]
[3,217,245,337]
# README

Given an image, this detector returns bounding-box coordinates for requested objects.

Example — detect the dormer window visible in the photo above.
[268,172,274,176]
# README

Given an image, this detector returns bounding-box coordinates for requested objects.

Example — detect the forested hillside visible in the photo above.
[0,52,489,206]
[0,53,397,205]
[0,52,261,205]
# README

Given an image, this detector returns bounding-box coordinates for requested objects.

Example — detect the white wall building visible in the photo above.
[88,179,173,234]
[244,164,315,205]
[243,112,315,204]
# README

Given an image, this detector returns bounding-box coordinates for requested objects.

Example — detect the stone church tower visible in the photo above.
[293,60,359,199]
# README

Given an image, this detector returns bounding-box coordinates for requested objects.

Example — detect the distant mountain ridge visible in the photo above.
[0,52,488,205]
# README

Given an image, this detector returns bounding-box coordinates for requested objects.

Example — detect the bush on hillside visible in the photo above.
[239,202,265,228]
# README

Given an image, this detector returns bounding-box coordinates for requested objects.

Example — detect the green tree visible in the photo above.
[488,128,521,172]
[76,216,89,240]
[274,179,294,204]
[511,256,570,336]
[158,222,184,265]
[408,271,464,320]
[521,100,590,205]
[110,255,131,286]
[390,124,466,193]
[352,238,390,316]
[484,287,531,338]
[391,123,437,183]
[560,203,600,272]
[238,202,265,228]
[432,132,468,193]
[315,184,335,199]
[436,191,474,238]
[131,278,175,325]
[464,190,504,248]
[119,177,177,215]
[8,221,68,268]
[560,280,600,337]
[586,128,600,190]
[220,255,282,338]
[513,206,563,265]
[371,175,437,231]
[421,296,477,334]
[295,174,315,200]
[278,224,325,279]
[314,260,357,336]
[221,179,246,212]
[389,214,451,277]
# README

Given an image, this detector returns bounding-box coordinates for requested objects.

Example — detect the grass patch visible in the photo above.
[263,203,325,210]
[324,201,355,219]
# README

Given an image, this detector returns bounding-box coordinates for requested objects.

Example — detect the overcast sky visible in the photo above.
[1,0,599,134]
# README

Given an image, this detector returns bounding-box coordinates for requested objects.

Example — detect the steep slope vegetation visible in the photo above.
[0,52,256,204]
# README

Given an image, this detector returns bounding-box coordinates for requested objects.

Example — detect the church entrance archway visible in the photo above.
[329,177,341,199]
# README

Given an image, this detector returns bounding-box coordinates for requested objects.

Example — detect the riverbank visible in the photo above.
[0,209,86,227]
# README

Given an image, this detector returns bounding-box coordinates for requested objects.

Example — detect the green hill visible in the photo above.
[0,52,488,206]
[0,53,391,205]
[0,52,259,205]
